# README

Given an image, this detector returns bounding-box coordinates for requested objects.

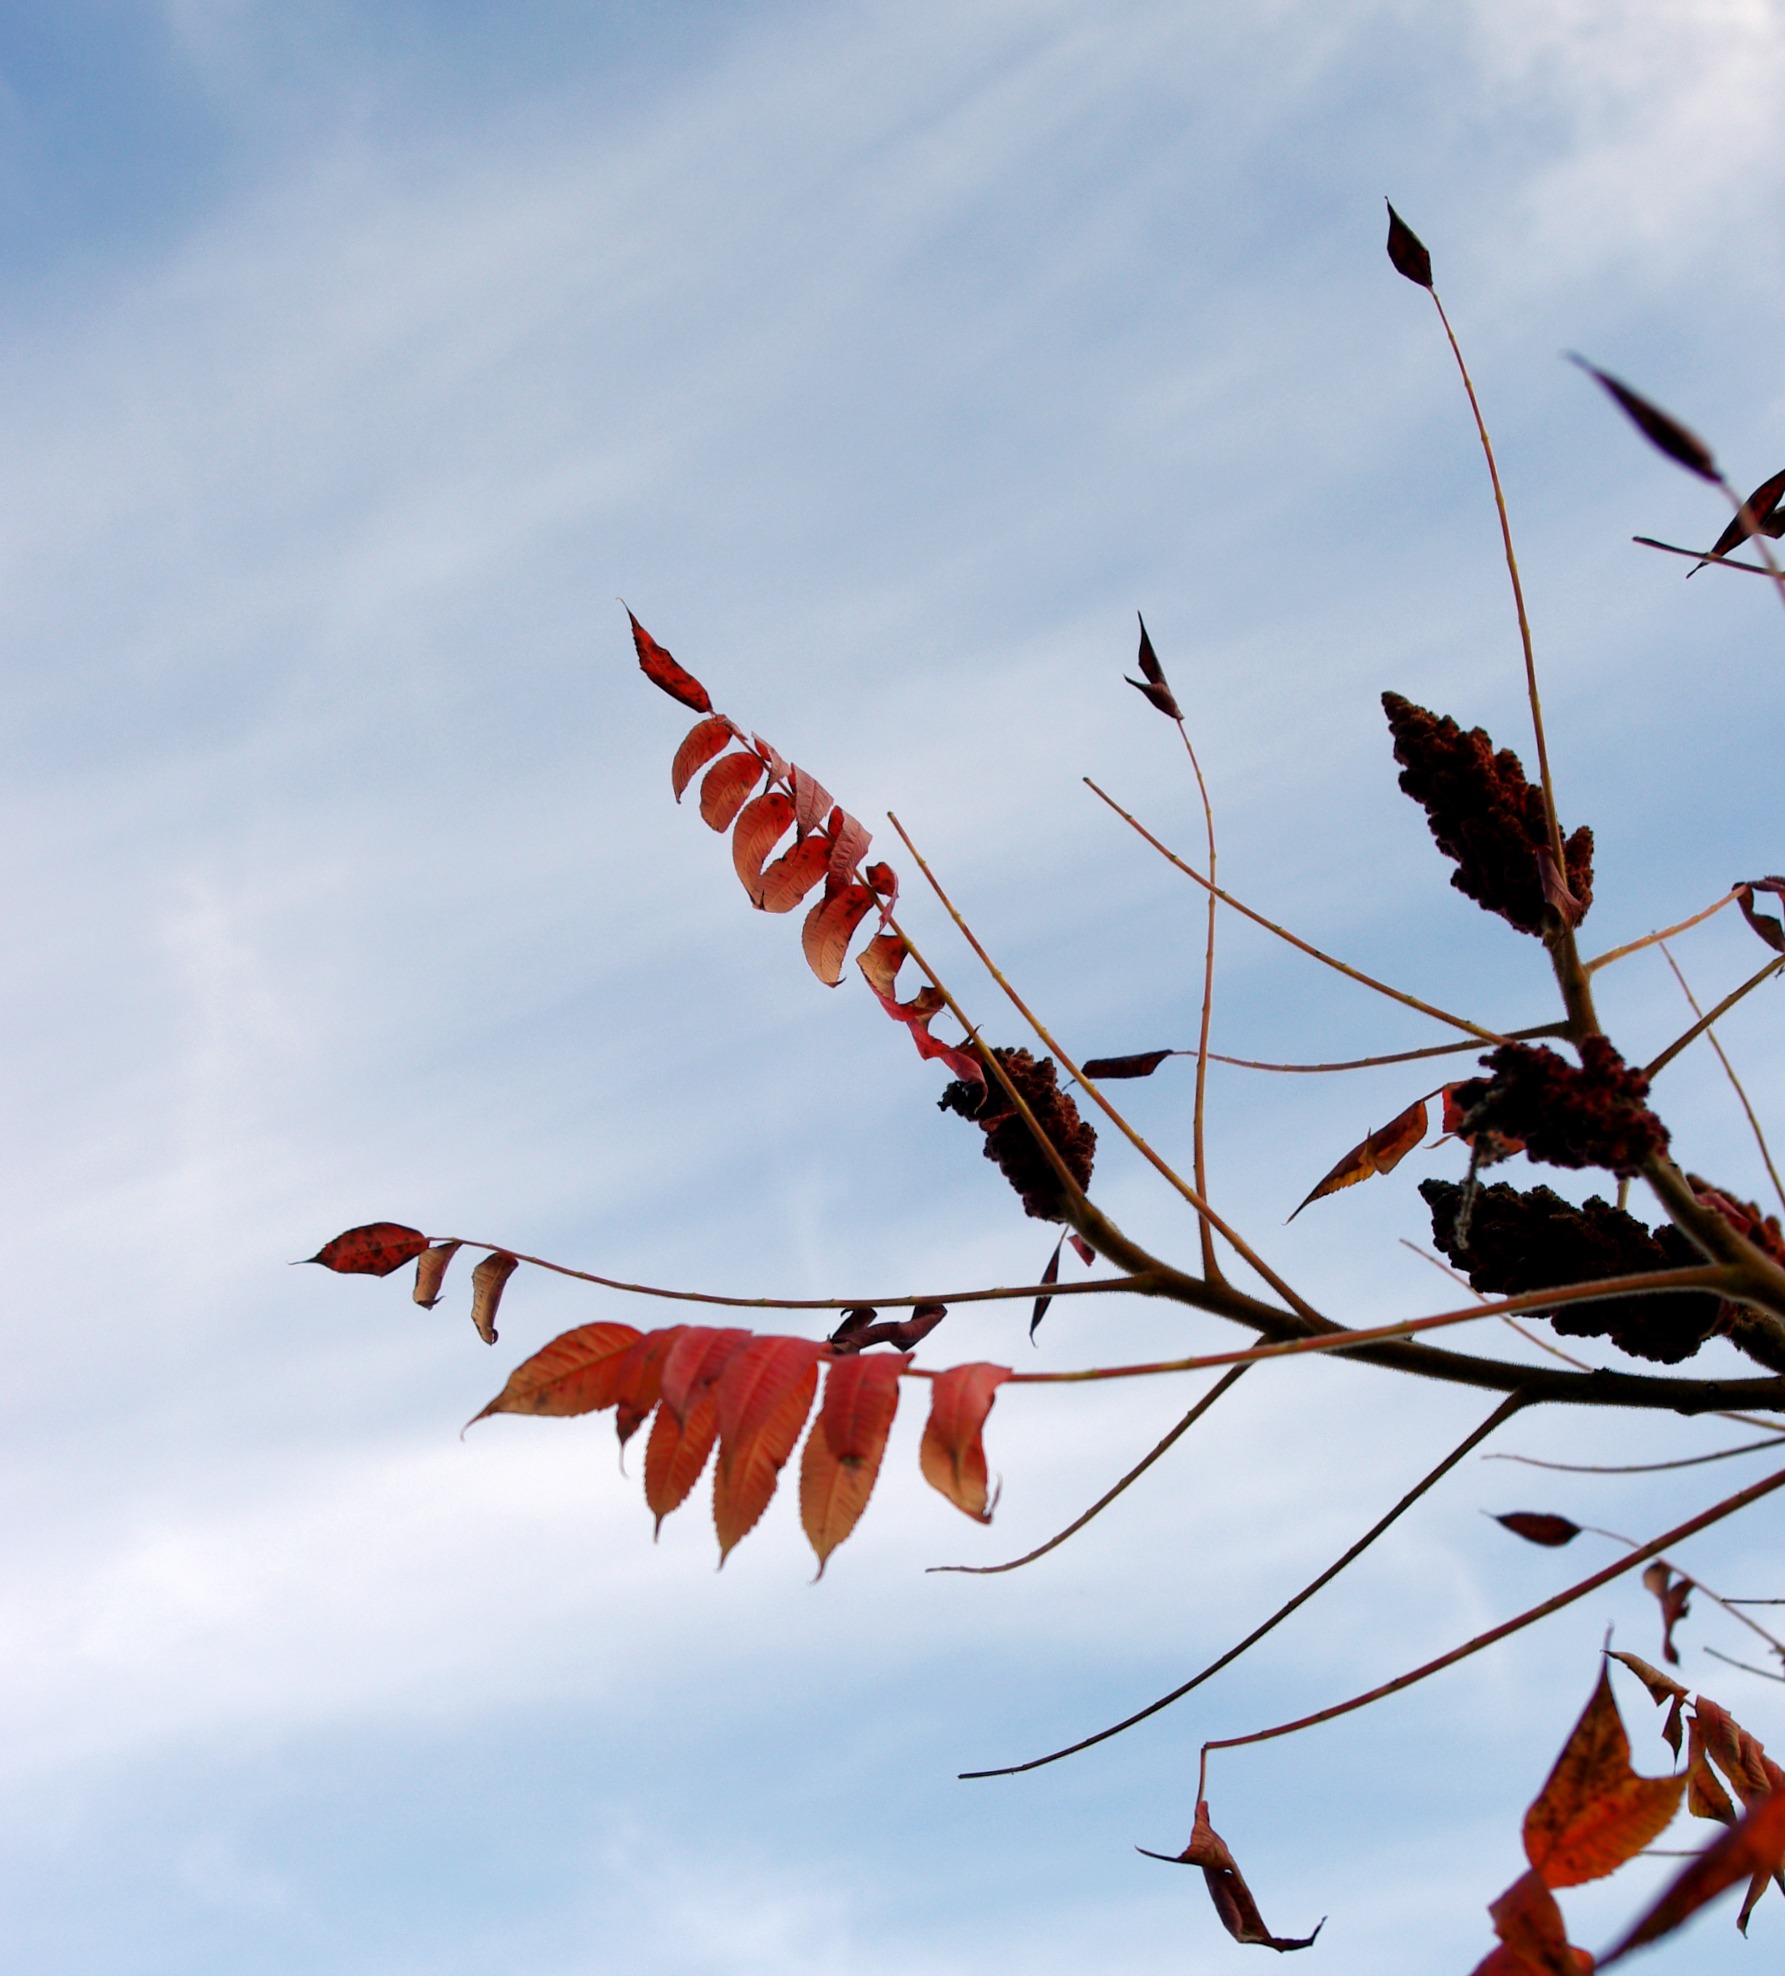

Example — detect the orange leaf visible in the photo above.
[643,1387,720,1533]
[790,765,832,834]
[306,1221,430,1276]
[628,609,712,713]
[1481,1870,1593,1975]
[413,1240,461,1308]
[671,715,735,801]
[1608,1651,1687,1760]
[1642,1561,1693,1664]
[609,1325,686,1445]
[826,809,872,885]
[697,751,766,832]
[1687,1713,1738,1826]
[467,1320,643,1424]
[1287,1096,1428,1219]
[756,831,833,914]
[1522,1666,1685,1887]
[658,1326,751,1424]
[1601,1788,1785,1963]
[857,929,905,999]
[468,1251,518,1344]
[712,1335,823,1561]
[919,1363,1011,1522]
[1138,1799,1322,1951]
[799,1351,907,1573]
[801,880,875,985]
[732,791,796,903]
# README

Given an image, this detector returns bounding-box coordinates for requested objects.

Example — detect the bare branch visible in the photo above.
[1485,1434,1785,1476]
[1659,941,1785,1216]
[1585,890,1738,973]
[1644,957,1785,1080]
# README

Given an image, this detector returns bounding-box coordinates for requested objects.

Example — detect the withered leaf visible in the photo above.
[732,790,796,903]
[1385,201,1433,288]
[919,1363,1011,1522]
[1125,615,1183,720]
[1288,1096,1428,1219]
[1687,1713,1738,1826]
[1704,468,1785,562]
[1138,1800,1323,1952]
[800,1350,907,1573]
[1482,1870,1592,1976]
[413,1240,461,1309]
[1495,1512,1583,1549]
[1522,1665,1685,1887]
[1735,876,1785,954]
[1608,1650,1687,1759]
[802,880,875,985]
[468,1319,642,1423]
[671,715,736,801]
[468,1250,519,1344]
[829,1304,945,1354]
[698,750,766,833]
[1600,1787,1785,1963]
[306,1222,431,1276]
[1082,1049,1177,1080]
[1569,356,1719,482]
[1642,1561,1692,1664]
[628,610,712,713]
[712,1335,823,1561]
[1031,1234,1064,1341]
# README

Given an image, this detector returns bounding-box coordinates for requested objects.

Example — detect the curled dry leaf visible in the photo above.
[827,810,872,885]
[698,751,767,832]
[468,1250,519,1344]
[1478,1869,1592,1976]
[1522,1666,1685,1888]
[306,1222,431,1276]
[671,715,736,801]
[469,1319,642,1423]
[1082,1049,1177,1080]
[1288,1095,1428,1220]
[800,1350,908,1573]
[413,1240,461,1307]
[1607,1651,1687,1760]
[1569,356,1719,482]
[1031,1234,1065,1341]
[1138,1800,1323,1953]
[802,880,875,985]
[1125,616,1183,720]
[919,1362,1011,1522]
[712,1336,823,1560]
[1642,1561,1692,1665]
[1600,1787,1785,1964]
[827,1303,946,1354]
[1704,468,1785,563]
[1735,876,1785,955]
[628,610,712,714]
[858,934,985,1086]
[1496,1512,1583,1549]
[1688,1711,1739,1826]
[732,790,796,902]
[1385,200,1433,288]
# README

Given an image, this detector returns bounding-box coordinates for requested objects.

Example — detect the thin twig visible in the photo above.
[1572,1522,1785,1662]
[1635,536,1775,577]
[1644,958,1785,1079]
[1084,781,1512,1043]
[1703,1648,1785,1683]
[1585,891,1738,974]
[1211,1025,1564,1075]
[1485,1435,1785,1477]
[1659,941,1785,1216]
[930,1365,1250,1577]
[1178,715,1222,1280]
[960,1393,1527,1777]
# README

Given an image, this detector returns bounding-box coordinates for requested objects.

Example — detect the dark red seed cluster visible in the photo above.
[940,1047,1097,1223]
[1382,693,1593,935]
[1449,1036,1667,1175]
[1420,1178,1719,1364]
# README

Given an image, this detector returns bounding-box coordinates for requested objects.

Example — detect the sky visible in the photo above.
[4,1,1785,1970]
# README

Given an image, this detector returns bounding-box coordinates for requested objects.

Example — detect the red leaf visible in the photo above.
[802,880,875,985]
[1496,1512,1583,1549]
[791,766,832,835]
[799,1350,907,1573]
[1125,615,1183,720]
[864,861,898,916]
[1601,1789,1785,1963]
[468,1251,518,1344]
[659,1326,751,1424]
[1704,469,1785,561]
[643,1386,720,1532]
[828,810,872,885]
[919,1363,1011,1522]
[468,1320,643,1424]
[827,1304,946,1354]
[1138,1800,1323,1952]
[1522,1666,1685,1888]
[712,1335,824,1560]
[1030,1235,1064,1341]
[1569,356,1719,482]
[306,1222,430,1276]
[1482,1870,1593,1975]
[1642,1561,1692,1664]
[756,831,833,914]
[697,750,766,832]
[1288,1096,1428,1219]
[732,790,796,903]
[752,733,789,784]
[609,1325,685,1446]
[1735,877,1785,955]
[857,930,905,999]
[628,610,712,713]
[1385,201,1434,288]
[1608,1651,1688,1760]
[1068,1234,1095,1266]
[860,941,986,1087]
[1082,1049,1177,1079]
[413,1240,461,1307]
[671,715,735,801]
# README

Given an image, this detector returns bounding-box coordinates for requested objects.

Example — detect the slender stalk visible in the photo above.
[1576,1522,1785,1663]
[1178,717,1222,1279]
[1586,891,1737,974]
[960,1393,1526,1778]
[930,1366,1250,1577]
[1659,942,1785,1216]
[1635,536,1775,577]
[1485,1435,1785,1477]
[1212,1025,1565,1075]
[1644,958,1785,1079]
[1084,780,1512,1043]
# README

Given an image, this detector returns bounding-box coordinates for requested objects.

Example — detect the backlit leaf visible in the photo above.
[628,610,712,713]
[790,766,832,835]
[1569,356,1719,482]
[659,1326,751,1424]
[1688,1714,1738,1826]
[802,880,875,985]
[643,1385,720,1532]
[858,930,905,999]
[1481,1870,1592,1975]
[919,1362,1011,1522]
[1522,1665,1685,1887]
[1601,1788,1785,1963]
[671,715,736,800]
[733,790,796,903]
[1082,1049,1177,1080]
[1138,1799,1323,1952]
[751,733,789,784]
[306,1222,430,1276]
[468,1320,643,1423]
[610,1325,685,1446]
[1288,1096,1428,1219]
[827,810,872,884]
[698,750,766,832]
[712,1335,823,1561]
[757,831,833,914]
[1385,201,1433,288]
[1496,1512,1583,1549]
[799,1350,907,1573]
[413,1240,461,1307]
[468,1250,518,1344]
[1609,1651,1687,1759]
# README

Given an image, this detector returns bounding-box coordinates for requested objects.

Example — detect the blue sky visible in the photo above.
[4,3,1785,1971]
